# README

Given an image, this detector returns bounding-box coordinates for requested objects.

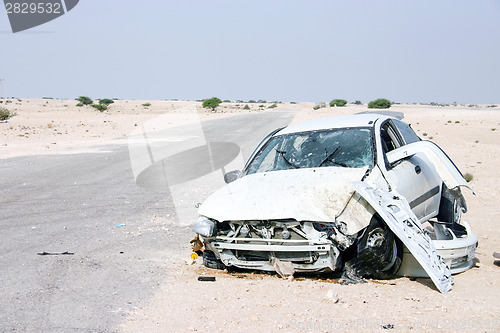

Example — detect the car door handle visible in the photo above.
[415,165,421,174]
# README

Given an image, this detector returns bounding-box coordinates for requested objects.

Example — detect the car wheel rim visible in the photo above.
[366,229,385,248]
[366,228,397,272]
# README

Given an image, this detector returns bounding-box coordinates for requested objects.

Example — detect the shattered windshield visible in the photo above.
[246,127,373,174]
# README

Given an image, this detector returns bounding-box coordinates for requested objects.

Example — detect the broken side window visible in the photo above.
[380,121,404,153]
[392,119,421,145]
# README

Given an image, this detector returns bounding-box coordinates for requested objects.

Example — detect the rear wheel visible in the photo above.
[356,217,403,279]
[202,250,227,270]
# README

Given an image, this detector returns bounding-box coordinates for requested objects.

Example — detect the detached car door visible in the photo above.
[380,119,442,221]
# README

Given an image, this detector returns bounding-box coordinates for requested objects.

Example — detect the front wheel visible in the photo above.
[202,250,227,270]
[355,217,403,279]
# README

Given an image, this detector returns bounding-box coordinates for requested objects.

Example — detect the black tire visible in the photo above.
[437,184,462,224]
[356,217,403,279]
[202,250,227,270]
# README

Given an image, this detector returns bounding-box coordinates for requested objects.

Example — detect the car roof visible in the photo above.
[277,113,393,135]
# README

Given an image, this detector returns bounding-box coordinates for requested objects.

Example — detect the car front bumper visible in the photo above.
[205,236,341,273]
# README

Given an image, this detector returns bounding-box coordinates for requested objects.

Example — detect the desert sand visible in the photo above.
[1,99,499,332]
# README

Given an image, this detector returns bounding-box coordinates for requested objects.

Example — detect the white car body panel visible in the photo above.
[199,167,367,225]
[384,156,428,219]
[385,152,443,222]
[386,141,474,194]
[352,181,454,293]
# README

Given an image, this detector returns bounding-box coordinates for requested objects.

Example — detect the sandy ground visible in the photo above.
[0,98,262,159]
[1,99,499,332]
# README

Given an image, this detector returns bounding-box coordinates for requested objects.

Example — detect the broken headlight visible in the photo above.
[193,216,216,237]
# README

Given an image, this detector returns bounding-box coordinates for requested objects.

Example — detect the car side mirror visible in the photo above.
[224,170,241,184]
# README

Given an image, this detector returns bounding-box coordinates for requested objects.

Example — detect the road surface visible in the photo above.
[0,111,294,332]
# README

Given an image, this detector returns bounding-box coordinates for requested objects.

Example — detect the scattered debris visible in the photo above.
[324,289,340,303]
[404,296,420,302]
[190,235,203,252]
[382,323,395,329]
[493,252,500,259]
[271,258,295,279]
[114,223,126,227]
[198,276,216,282]
[37,251,74,256]
[231,274,247,279]
[184,259,196,265]
[341,245,391,284]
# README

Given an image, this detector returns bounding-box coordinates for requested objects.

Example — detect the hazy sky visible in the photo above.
[1,0,499,104]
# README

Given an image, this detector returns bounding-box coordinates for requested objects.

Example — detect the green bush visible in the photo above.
[0,107,16,120]
[76,103,84,107]
[142,103,151,107]
[76,96,93,105]
[91,104,107,112]
[268,104,277,109]
[330,99,348,107]
[464,173,473,182]
[368,98,391,109]
[202,97,222,111]
[99,99,114,106]
[353,100,362,105]
[243,104,250,110]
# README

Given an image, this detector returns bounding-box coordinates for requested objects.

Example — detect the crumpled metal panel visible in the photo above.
[199,167,367,223]
[386,141,474,194]
[352,181,454,293]
[336,192,374,235]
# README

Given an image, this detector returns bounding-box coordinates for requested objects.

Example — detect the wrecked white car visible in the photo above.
[193,114,477,292]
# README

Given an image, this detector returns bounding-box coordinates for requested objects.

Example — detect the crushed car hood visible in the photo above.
[199,167,368,223]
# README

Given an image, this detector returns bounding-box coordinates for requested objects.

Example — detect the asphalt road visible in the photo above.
[0,111,295,332]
